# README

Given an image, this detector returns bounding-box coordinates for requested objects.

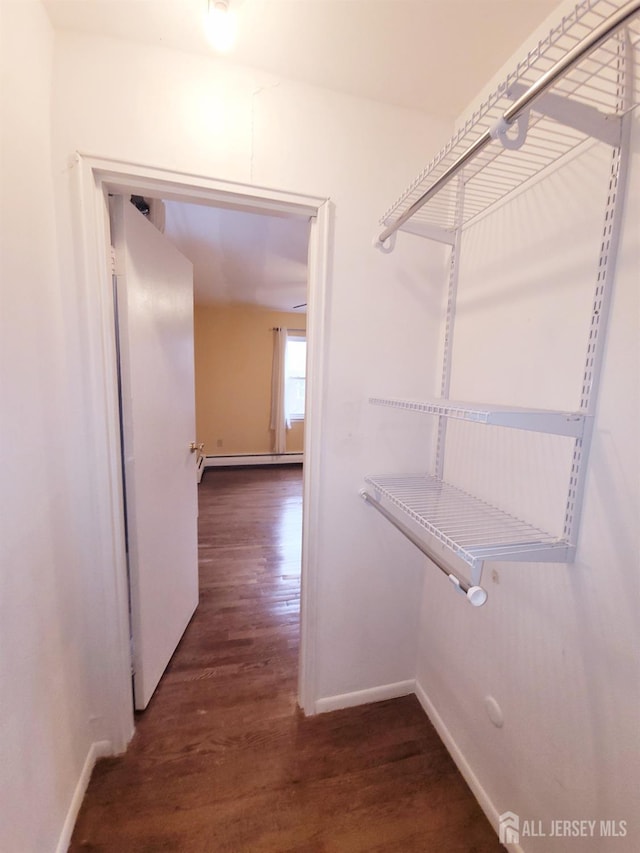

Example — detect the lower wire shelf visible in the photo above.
[363,473,574,584]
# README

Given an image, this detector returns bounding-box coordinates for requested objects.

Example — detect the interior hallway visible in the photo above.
[70,466,501,852]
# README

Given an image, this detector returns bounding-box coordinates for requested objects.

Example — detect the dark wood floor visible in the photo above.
[70,466,501,852]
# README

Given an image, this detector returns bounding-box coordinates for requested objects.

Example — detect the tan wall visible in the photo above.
[194,302,306,455]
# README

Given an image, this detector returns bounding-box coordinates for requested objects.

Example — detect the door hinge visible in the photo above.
[110,245,117,275]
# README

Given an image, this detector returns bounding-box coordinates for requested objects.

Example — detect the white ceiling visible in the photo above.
[163,201,310,311]
[45,0,562,309]
[44,0,561,117]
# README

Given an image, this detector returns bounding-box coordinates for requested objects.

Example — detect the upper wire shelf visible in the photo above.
[377,0,640,242]
[370,397,586,437]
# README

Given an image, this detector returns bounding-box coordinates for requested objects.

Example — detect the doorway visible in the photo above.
[76,154,331,751]
[112,190,311,711]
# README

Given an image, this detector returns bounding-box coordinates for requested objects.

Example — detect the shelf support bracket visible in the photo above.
[374,220,456,249]
[394,220,456,246]
[506,83,622,147]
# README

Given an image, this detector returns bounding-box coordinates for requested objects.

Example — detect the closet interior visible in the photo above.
[361,0,640,606]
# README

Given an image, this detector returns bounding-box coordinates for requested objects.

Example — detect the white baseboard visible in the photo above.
[315,679,416,714]
[204,453,303,468]
[414,681,519,852]
[56,740,111,853]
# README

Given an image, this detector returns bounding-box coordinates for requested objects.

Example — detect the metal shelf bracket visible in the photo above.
[506,83,623,147]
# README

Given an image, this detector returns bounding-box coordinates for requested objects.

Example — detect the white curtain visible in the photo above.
[270,327,291,454]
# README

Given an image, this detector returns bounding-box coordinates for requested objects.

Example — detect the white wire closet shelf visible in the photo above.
[364,474,574,574]
[369,397,587,437]
[377,0,640,243]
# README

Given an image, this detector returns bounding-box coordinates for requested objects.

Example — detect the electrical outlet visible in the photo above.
[216,439,223,448]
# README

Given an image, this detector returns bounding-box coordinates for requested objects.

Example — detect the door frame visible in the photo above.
[74,152,331,751]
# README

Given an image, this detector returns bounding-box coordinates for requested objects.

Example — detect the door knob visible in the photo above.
[189,442,204,453]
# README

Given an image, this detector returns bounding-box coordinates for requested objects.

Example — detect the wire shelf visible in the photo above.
[379,0,640,236]
[369,397,586,437]
[364,473,574,573]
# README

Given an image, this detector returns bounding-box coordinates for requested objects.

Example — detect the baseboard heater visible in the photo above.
[204,453,303,468]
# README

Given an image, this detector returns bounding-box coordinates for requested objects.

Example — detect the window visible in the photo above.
[285,336,306,420]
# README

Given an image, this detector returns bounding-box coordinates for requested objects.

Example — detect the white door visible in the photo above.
[112,196,199,710]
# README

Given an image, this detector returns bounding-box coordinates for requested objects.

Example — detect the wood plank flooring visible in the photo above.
[70,466,502,852]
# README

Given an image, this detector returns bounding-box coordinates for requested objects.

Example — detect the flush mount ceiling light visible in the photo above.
[205,0,237,53]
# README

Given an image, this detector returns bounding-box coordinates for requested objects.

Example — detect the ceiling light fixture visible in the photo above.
[205,0,237,54]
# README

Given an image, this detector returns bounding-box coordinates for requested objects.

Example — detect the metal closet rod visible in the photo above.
[271,326,306,332]
[360,489,488,606]
[376,0,640,247]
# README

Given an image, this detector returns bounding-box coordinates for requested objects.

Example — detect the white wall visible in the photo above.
[0,3,101,852]
[414,5,640,849]
[49,34,451,712]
